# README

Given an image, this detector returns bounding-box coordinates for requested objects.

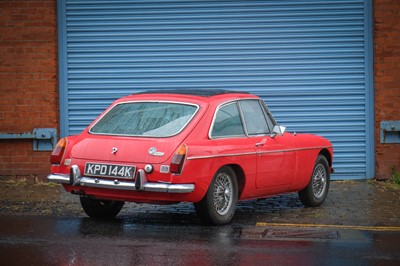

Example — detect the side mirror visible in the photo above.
[271,125,286,138]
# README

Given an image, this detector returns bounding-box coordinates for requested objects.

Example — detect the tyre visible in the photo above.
[194,166,238,225]
[299,155,330,207]
[80,197,124,219]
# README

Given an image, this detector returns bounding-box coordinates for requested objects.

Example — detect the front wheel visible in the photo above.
[80,197,124,219]
[194,166,238,225]
[298,155,330,207]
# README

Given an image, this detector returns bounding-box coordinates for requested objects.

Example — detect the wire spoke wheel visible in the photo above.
[213,172,233,216]
[298,155,330,207]
[194,166,238,225]
[312,164,327,199]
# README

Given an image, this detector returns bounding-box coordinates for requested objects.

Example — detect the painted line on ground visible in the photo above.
[256,222,400,232]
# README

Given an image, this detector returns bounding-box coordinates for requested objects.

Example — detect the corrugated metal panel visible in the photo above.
[58,0,373,179]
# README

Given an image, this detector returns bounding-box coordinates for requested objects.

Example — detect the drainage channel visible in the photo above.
[233,226,340,241]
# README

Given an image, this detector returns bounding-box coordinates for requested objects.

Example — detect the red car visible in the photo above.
[48,90,333,225]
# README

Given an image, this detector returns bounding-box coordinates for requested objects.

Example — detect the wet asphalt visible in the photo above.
[1,179,399,227]
[0,179,400,265]
[1,215,400,265]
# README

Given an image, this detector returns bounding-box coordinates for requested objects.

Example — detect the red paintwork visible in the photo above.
[50,92,333,204]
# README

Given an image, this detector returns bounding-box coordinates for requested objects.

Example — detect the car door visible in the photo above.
[255,133,297,190]
[239,100,296,190]
[209,100,258,179]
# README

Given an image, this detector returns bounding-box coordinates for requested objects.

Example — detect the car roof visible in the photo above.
[132,89,249,97]
[115,89,258,106]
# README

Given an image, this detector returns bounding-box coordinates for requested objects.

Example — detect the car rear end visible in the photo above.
[48,93,210,203]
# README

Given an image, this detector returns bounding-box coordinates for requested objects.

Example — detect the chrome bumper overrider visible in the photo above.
[47,165,195,193]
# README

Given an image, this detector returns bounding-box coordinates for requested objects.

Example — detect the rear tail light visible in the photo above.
[170,144,187,174]
[50,138,67,165]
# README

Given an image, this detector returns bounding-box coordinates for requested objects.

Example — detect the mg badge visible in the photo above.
[148,147,164,157]
[111,147,118,154]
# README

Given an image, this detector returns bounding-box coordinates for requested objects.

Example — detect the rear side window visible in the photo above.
[211,102,245,138]
[240,100,271,135]
[90,102,198,137]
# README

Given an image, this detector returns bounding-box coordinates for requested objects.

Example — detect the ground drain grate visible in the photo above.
[261,228,340,240]
[233,227,340,240]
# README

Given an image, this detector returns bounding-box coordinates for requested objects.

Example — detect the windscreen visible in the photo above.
[90,102,198,137]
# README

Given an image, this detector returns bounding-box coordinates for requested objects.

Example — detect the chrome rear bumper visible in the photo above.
[47,165,194,193]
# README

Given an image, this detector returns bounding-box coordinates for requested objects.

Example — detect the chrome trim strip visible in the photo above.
[47,174,195,193]
[187,146,333,160]
[258,146,333,155]
[188,152,257,160]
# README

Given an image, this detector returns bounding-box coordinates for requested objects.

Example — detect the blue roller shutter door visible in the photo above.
[58,0,373,179]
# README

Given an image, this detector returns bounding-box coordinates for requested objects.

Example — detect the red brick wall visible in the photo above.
[0,0,399,181]
[374,0,400,180]
[0,0,58,180]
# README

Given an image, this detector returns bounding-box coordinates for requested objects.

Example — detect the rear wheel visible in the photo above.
[80,197,124,219]
[194,166,238,225]
[299,155,330,207]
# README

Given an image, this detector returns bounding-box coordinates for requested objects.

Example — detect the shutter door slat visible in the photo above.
[61,0,372,179]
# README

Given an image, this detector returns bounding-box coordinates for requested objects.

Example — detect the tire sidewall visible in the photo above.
[312,155,330,204]
[198,166,238,225]
[300,155,330,207]
[80,197,124,219]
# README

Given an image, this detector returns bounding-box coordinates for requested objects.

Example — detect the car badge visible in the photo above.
[111,147,118,154]
[148,147,164,157]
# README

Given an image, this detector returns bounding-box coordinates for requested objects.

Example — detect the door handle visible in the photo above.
[255,139,267,147]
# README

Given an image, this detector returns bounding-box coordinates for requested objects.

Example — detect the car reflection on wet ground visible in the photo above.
[0,215,399,265]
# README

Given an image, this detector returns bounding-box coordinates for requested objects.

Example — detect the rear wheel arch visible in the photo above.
[227,164,245,199]
[205,160,246,197]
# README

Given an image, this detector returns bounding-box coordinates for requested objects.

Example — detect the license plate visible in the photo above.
[84,163,135,179]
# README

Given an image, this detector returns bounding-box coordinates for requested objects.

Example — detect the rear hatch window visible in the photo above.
[90,102,199,137]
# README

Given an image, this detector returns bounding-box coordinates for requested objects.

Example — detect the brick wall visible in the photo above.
[0,0,58,181]
[374,0,400,180]
[0,0,399,181]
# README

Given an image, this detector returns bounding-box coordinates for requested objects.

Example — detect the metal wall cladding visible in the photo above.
[59,0,373,179]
